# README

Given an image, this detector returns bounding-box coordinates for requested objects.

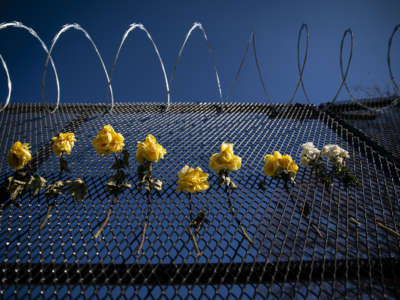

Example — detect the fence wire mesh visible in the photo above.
[323,97,400,163]
[1,103,400,299]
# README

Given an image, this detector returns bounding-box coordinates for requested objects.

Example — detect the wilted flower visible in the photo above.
[321,144,349,166]
[177,165,210,193]
[92,125,124,155]
[263,151,282,176]
[136,134,166,165]
[52,133,76,157]
[300,142,321,166]
[264,151,298,177]
[209,143,241,173]
[7,141,32,170]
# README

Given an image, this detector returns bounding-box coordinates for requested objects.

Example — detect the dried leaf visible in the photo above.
[122,149,130,166]
[60,157,71,173]
[7,175,29,201]
[106,179,131,196]
[151,179,163,191]
[45,181,65,198]
[190,211,209,237]
[64,178,88,202]
[111,150,130,170]
[30,175,47,196]
[9,184,24,201]
[112,170,129,185]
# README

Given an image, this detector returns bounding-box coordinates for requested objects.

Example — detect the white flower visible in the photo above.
[321,144,349,165]
[300,142,320,166]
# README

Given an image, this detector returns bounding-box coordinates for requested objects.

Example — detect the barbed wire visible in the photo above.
[107,23,169,113]
[0,21,60,113]
[0,21,399,113]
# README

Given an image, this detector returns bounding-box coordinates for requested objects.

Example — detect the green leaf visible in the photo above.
[64,178,88,202]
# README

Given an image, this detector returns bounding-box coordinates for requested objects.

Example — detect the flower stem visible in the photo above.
[225,188,254,245]
[94,207,112,239]
[39,204,53,230]
[377,222,400,239]
[188,193,202,257]
[94,196,116,239]
[137,191,151,255]
[188,225,202,257]
[40,154,64,230]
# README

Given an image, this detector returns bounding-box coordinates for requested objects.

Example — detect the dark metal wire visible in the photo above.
[225,32,270,103]
[1,103,400,299]
[288,24,311,105]
[1,22,399,113]
[388,24,400,100]
[168,23,223,108]
[330,29,354,106]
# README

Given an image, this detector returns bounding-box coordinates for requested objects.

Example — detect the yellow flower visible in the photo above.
[92,125,125,156]
[136,134,166,165]
[279,154,298,174]
[52,132,76,156]
[209,143,242,173]
[177,165,210,193]
[264,152,299,177]
[263,151,282,176]
[7,141,32,170]
[288,162,299,174]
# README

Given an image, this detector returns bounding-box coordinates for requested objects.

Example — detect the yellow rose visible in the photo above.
[7,141,32,170]
[209,143,242,173]
[136,134,166,165]
[177,165,210,193]
[287,161,299,174]
[92,125,125,156]
[52,132,76,156]
[263,151,282,176]
[279,154,298,174]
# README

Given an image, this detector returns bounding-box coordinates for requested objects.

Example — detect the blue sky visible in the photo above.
[0,0,399,105]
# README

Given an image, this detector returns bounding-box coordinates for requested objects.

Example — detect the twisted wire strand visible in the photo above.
[107,23,169,113]
[1,22,399,112]
[329,25,400,114]
[0,21,60,112]
[0,54,11,112]
[288,24,311,105]
[168,22,223,104]
[387,24,400,106]
[252,32,271,102]
[226,32,270,103]
[41,23,113,113]
[330,28,354,105]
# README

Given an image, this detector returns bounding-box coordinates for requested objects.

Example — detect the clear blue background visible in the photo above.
[0,0,399,105]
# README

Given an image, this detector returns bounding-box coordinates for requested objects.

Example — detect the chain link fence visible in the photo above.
[1,103,399,298]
